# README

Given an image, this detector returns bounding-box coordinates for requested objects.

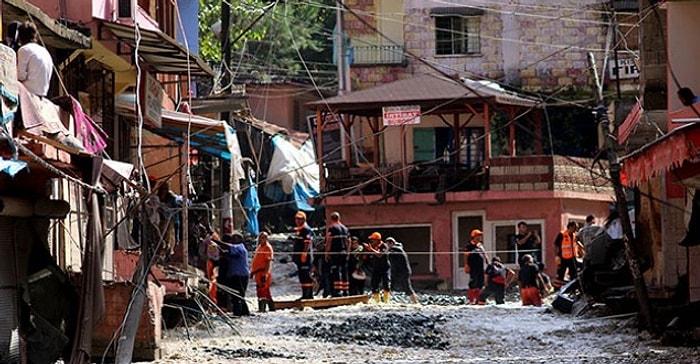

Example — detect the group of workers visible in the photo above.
[206,211,618,314]
[291,211,419,304]
[464,214,614,307]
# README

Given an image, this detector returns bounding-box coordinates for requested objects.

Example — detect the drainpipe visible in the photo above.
[588,52,654,332]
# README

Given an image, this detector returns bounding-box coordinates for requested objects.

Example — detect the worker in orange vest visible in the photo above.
[464,229,487,304]
[250,232,274,312]
[553,221,579,289]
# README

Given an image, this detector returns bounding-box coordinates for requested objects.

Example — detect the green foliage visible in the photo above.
[198,0,337,83]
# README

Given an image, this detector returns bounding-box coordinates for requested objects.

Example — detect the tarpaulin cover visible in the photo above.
[243,172,260,235]
[266,135,319,210]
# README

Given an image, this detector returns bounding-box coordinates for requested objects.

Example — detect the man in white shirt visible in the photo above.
[16,21,53,97]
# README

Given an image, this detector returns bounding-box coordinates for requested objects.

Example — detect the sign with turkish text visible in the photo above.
[382,105,421,126]
[140,72,163,128]
[608,58,640,80]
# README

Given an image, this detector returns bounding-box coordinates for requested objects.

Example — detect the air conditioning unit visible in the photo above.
[117,0,133,19]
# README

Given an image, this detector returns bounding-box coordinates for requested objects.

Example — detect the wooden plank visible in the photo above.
[273,294,369,310]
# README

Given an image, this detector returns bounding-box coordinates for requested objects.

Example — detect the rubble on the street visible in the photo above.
[286,312,450,350]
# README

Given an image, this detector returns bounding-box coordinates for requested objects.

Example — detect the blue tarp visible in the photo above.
[243,173,260,235]
[0,158,27,176]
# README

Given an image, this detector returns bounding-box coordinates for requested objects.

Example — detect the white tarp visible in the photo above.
[266,135,319,197]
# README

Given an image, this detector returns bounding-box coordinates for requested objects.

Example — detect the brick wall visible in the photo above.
[92,281,165,361]
[489,155,614,194]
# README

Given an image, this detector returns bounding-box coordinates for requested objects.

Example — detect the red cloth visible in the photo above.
[520,287,542,306]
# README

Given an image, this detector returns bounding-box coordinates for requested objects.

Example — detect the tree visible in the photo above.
[198,0,337,86]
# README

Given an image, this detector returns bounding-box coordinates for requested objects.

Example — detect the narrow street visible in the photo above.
[151,296,699,364]
[146,257,699,364]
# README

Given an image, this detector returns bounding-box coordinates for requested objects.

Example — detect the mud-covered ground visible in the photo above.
[148,292,699,364]
[142,238,699,363]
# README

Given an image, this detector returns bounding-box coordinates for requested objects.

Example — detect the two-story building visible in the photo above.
[310,1,643,288]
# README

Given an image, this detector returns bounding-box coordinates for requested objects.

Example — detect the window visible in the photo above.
[435,16,481,55]
[413,127,485,166]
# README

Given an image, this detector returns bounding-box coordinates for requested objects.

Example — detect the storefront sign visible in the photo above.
[382,105,421,126]
[139,72,163,128]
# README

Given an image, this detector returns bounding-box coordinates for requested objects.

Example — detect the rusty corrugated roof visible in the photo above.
[308,74,540,114]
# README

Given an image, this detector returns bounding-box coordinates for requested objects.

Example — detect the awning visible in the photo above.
[116,102,237,161]
[621,122,700,185]
[3,0,91,49]
[102,21,214,77]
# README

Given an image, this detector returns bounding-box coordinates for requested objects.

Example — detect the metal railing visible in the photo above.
[350,45,406,66]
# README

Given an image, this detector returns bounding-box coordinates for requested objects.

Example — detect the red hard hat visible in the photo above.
[470,229,483,238]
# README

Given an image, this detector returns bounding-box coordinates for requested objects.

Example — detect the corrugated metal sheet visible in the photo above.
[0,217,19,360]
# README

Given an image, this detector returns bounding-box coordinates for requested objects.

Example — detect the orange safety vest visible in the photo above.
[560,230,576,259]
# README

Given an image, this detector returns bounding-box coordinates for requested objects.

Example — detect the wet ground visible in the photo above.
[149,292,700,364]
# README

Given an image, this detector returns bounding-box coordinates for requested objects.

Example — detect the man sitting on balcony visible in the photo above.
[16,21,53,97]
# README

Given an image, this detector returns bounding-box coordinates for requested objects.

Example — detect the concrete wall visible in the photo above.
[325,189,610,286]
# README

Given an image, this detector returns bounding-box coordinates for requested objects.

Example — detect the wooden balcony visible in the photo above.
[324,155,612,199]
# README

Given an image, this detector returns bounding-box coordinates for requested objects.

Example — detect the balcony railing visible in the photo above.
[350,45,406,66]
[324,155,613,198]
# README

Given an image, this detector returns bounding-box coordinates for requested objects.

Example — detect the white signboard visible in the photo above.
[382,105,421,126]
[608,58,640,80]
[142,72,163,128]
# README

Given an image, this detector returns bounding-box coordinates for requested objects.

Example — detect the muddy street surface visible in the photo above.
[148,293,699,364]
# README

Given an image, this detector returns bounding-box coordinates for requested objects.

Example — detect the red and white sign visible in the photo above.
[139,72,163,128]
[382,105,421,126]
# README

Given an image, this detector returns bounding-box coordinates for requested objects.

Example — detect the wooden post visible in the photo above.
[508,108,516,157]
[344,114,352,166]
[400,124,407,189]
[373,116,380,166]
[316,108,325,192]
[453,113,460,166]
[484,103,491,166]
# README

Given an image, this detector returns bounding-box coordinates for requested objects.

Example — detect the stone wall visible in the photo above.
[347,1,620,93]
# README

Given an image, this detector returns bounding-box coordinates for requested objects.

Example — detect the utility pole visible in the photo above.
[588,52,654,331]
[336,0,345,96]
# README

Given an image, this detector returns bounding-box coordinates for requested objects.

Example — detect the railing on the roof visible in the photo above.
[350,45,406,66]
[324,155,612,198]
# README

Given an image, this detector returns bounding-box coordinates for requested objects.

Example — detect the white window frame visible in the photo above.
[486,219,546,269]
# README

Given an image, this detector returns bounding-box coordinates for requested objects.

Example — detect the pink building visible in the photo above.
[307,1,639,289]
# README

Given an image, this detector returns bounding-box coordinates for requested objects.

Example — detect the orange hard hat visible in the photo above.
[470,229,483,238]
[368,232,382,240]
[295,211,307,220]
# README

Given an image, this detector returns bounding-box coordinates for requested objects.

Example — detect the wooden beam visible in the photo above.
[316,108,326,191]
[372,116,380,166]
[484,103,491,166]
[509,108,516,157]
[453,113,460,166]
[343,114,352,166]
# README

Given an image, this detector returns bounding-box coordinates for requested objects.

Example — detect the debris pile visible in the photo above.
[286,313,450,350]
[196,346,305,360]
